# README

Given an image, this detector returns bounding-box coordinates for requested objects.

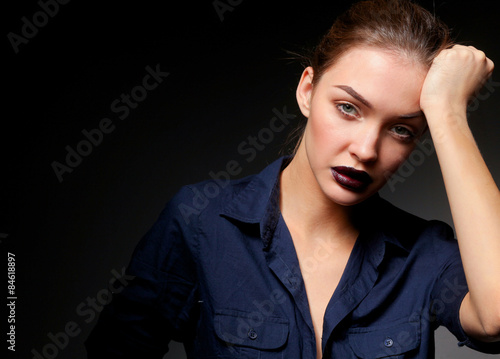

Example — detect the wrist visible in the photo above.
[425,110,474,144]
[422,98,467,118]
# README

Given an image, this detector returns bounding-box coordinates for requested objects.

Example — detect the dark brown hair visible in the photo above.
[310,0,453,86]
[285,0,454,154]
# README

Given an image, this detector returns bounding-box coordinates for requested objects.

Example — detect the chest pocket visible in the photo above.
[348,318,420,358]
[214,310,289,356]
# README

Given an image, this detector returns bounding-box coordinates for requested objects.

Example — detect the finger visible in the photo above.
[487,58,495,73]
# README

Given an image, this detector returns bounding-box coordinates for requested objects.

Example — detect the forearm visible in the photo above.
[428,110,500,340]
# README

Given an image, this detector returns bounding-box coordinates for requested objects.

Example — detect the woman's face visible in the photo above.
[296,46,428,206]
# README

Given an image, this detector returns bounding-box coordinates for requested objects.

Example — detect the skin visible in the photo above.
[280,45,499,358]
[420,45,500,343]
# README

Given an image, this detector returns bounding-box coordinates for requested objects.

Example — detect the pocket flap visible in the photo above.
[214,310,289,350]
[348,319,420,358]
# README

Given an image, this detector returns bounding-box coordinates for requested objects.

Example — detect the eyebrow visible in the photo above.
[398,111,425,119]
[335,85,425,119]
[335,85,373,108]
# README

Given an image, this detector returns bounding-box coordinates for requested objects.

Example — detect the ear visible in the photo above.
[296,66,314,118]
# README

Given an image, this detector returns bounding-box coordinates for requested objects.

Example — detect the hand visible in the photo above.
[420,45,494,122]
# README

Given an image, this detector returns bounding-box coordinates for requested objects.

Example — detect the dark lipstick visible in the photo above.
[331,166,373,192]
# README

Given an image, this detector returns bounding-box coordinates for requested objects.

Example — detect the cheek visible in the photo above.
[307,109,350,154]
[379,144,414,174]
[310,121,334,150]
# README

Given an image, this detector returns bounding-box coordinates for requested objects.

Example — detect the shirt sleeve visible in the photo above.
[85,186,200,358]
[430,248,500,354]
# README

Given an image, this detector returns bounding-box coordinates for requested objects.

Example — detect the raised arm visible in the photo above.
[420,44,500,342]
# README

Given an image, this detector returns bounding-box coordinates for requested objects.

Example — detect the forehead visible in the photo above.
[317,46,428,109]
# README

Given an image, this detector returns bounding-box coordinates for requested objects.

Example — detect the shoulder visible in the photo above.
[360,195,458,256]
[171,173,259,220]
[170,157,286,226]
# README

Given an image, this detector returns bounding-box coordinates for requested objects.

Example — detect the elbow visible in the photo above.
[469,291,500,342]
[480,327,500,343]
[480,311,500,342]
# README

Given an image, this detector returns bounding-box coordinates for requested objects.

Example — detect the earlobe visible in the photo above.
[296,67,314,118]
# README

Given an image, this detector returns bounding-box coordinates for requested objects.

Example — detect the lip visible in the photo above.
[331,166,373,192]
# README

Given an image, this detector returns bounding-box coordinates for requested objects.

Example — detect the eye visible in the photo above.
[391,126,415,141]
[336,103,359,118]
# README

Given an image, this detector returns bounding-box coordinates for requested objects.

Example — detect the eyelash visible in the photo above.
[391,126,416,142]
[335,103,416,142]
[336,103,360,119]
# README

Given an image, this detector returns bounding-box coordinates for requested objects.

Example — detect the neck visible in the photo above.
[280,147,358,244]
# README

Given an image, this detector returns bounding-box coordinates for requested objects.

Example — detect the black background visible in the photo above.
[4,0,500,358]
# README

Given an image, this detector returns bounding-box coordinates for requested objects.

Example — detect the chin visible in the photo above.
[323,184,378,207]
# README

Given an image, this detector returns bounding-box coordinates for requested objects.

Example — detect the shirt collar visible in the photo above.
[219,156,290,247]
[220,156,412,256]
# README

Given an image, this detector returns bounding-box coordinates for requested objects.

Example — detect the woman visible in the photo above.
[85,0,500,357]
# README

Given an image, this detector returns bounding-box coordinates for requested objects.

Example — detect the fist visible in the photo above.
[420,45,494,117]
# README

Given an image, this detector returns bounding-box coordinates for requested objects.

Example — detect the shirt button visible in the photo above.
[384,337,394,348]
[248,328,258,340]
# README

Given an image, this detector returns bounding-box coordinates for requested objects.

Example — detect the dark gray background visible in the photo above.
[5,0,500,358]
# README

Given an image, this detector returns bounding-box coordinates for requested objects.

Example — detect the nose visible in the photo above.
[348,124,379,163]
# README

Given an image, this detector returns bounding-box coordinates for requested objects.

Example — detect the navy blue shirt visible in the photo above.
[85,156,500,358]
